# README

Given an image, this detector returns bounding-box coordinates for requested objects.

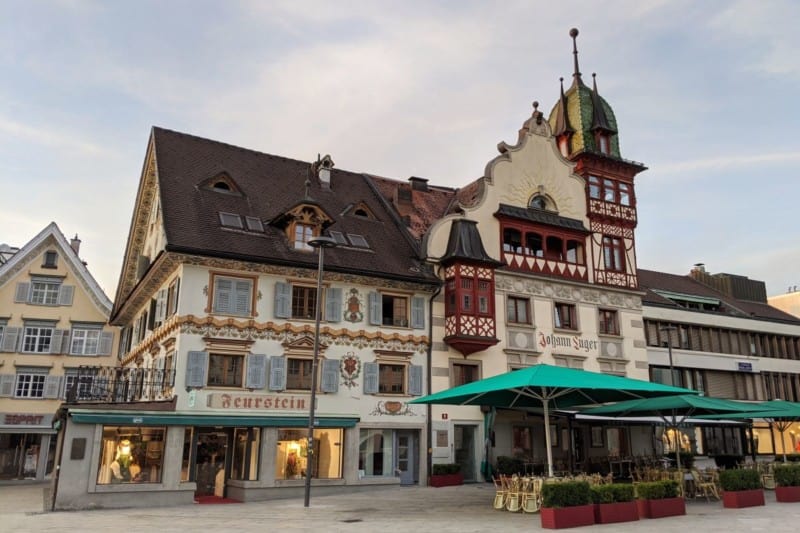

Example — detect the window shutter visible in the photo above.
[368,292,382,325]
[50,329,68,354]
[1,327,21,352]
[214,278,232,313]
[169,278,180,316]
[43,375,62,399]
[0,374,15,397]
[15,282,30,303]
[154,289,167,325]
[325,288,342,323]
[234,280,252,315]
[268,356,287,391]
[97,331,114,356]
[185,351,209,388]
[411,296,425,329]
[320,359,339,393]
[58,285,75,306]
[363,362,379,394]
[148,298,157,330]
[409,364,423,396]
[246,353,267,390]
[274,282,291,318]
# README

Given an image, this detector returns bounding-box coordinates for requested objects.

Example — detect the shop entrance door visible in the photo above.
[396,431,417,485]
[454,424,477,482]
[195,430,230,497]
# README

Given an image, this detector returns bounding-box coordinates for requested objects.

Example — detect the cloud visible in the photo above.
[653,151,800,175]
[0,116,108,156]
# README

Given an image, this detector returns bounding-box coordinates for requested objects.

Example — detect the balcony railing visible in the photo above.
[66,366,175,404]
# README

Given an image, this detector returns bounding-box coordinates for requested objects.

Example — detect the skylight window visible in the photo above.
[219,212,243,229]
[347,234,369,248]
[245,216,264,232]
[329,231,348,245]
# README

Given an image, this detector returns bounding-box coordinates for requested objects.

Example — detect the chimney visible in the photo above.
[70,234,82,256]
[313,154,334,189]
[409,176,429,192]
[692,262,705,273]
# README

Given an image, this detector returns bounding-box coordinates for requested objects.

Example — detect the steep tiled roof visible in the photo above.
[638,268,800,324]
[152,127,437,284]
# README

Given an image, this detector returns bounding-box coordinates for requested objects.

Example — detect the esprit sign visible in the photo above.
[207,393,307,411]
[4,414,45,425]
[538,333,599,353]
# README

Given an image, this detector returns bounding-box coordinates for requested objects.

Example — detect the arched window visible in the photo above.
[530,196,547,210]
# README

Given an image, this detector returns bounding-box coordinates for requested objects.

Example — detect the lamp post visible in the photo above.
[304,235,337,508]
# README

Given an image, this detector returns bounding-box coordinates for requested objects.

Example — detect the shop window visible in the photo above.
[598,309,619,336]
[97,426,165,484]
[231,428,260,481]
[208,353,244,387]
[358,428,397,477]
[507,296,530,324]
[181,428,193,482]
[276,428,343,480]
[512,427,533,458]
[554,302,577,330]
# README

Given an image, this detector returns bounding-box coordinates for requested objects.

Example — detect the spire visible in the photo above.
[570,27,584,85]
[590,73,616,133]
[551,77,574,137]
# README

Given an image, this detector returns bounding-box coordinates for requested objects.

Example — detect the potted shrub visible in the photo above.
[495,456,524,476]
[719,468,764,508]
[636,479,685,519]
[540,480,594,529]
[591,483,638,524]
[430,463,463,487]
[774,464,800,502]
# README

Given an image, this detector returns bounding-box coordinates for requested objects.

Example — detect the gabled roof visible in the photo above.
[0,222,112,314]
[130,127,438,292]
[638,268,800,325]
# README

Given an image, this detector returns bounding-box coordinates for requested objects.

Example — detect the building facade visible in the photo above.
[0,223,115,481]
[769,288,800,320]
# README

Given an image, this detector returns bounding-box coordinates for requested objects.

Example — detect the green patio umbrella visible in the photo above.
[409,364,694,477]
[581,394,764,470]
[696,400,800,462]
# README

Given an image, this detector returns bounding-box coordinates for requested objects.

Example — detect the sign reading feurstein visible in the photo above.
[207,393,307,411]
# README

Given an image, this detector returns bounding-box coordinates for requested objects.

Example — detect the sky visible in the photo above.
[1,0,798,301]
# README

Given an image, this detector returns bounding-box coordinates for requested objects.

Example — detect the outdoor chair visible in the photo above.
[691,469,720,501]
[492,476,507,510]
[505,475,522,512]
[521,477,543,513]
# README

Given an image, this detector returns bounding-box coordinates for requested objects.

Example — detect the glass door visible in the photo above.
[195,430,229,497]
[454,425,476,482]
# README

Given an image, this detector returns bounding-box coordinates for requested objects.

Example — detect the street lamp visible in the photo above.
[304,235,337,508]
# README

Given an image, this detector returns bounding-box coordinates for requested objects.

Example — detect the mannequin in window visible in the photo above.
[110,439,133,482]
[286,451,298,478]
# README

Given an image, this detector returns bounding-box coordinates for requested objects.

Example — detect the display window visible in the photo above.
[275,428,343,480]
[359,428,394,477]
[97,426,165,484]
[232,428,260,481]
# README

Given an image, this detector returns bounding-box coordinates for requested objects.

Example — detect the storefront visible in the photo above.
[1,412,55,481]
[52,406,421,510]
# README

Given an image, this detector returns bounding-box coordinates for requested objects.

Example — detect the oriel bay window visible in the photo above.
[602,236,625,272]
[97,426,165,484]
[501,226,584,265]
[589,176,632,206]
[276,428,343,480]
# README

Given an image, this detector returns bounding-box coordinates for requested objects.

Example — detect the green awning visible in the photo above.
[69,412,359,428]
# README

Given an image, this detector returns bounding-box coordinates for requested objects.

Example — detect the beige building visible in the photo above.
[0,223,116,481]
[769,288,800,320]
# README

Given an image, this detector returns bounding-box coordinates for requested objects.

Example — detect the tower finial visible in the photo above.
[569,28,582,82]
[592,72,598,93]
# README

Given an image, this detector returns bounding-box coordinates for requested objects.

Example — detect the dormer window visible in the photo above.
[213,181,231,191]
[597,133,610,154]
[43,251,58,268]
[294,224,314,251]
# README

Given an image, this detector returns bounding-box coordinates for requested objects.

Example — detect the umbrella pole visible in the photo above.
[673,410,682,472]
[544,399,554,478]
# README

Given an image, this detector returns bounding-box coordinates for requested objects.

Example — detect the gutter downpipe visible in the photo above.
[426,279,443,486]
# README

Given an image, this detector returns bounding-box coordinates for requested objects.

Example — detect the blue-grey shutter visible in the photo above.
[1,327,21,352]
[325,288,342,323]
[246,353,267,390]
[50,330,68,354]
[234,280,252,315]
[411,296,425,329]
[363,362,379,394]
[97,331,114,356]
[58,285,75,306]
[154,289,167,324]
[274,282,291,318]
[408,364,423,396]
[268,356,287,391]
[368,292,382,325]
[43,375,62,399]
[320,359,339,393]
[185,351,209,388]
[0,374,15,397]
[169,278,180,315]
[15,282,30,303]
[214,278,232,313]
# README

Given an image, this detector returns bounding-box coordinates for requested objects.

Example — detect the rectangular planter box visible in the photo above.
[722,489,765,508]
[541,504,595,529]
[636,497,686,519]
[594,501,639,524]
[429,473,463,488]
[776,485,800,503]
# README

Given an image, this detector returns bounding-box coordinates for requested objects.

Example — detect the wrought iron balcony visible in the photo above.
[66,365,175,404]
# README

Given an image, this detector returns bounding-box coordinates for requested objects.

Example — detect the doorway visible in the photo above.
[454,424,477,482]
[396,431,417,485]
[194,429,230,497]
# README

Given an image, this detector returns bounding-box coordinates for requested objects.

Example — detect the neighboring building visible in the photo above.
[0,223,115,481]
[769,287,800,320]
[53,129,439,509]
[640,264,800,458]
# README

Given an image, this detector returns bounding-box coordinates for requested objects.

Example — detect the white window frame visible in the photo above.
[294,223,314,251]
[15,372,46,398]
[70,326,102,355]
[63,371,93,400]
[23,324,54,353]
[30,280,61,305]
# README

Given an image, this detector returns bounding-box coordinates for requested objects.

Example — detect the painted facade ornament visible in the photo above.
[344,288,364,323]
[370,400,416,416]
[340,352,361,388]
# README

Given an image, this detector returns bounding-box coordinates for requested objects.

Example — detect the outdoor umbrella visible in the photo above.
[581,394,764,470]
[696,400,800,462]
[409,363,693,477]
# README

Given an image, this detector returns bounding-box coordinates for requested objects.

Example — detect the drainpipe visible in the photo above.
[426,280,443,485]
